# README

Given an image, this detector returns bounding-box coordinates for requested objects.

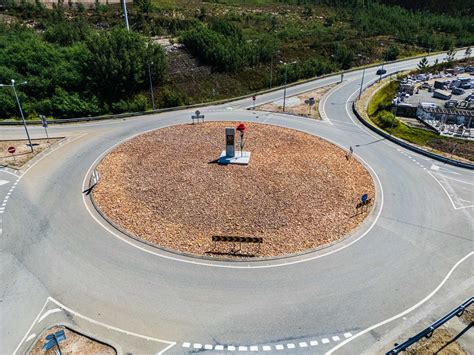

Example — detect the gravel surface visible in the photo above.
[0,138,61,169]
[93,122,374,258]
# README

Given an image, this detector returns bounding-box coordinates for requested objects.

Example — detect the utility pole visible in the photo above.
[121,0,130,31]
[0,79,33,152]
[280,61,296,112]
[147,61,156,110]
[269,55,273,89]
[358,68,366,100]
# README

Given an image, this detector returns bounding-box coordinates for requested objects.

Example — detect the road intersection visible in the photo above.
[0,52,472,354]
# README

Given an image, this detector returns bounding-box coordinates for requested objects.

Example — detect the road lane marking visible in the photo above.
[428,171,473,210]
[37,308,62,323]
[0,179,10,186]
[326,252,474,355]
[310,340,319,346]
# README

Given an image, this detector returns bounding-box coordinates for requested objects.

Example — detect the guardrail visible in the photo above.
[0,47,467,126]
[386,297,473,354]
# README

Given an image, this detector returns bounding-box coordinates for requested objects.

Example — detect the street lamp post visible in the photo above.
[147,61,156,110]
[120,0,130,31]
[358,68,366,100]
[280,60,297,112]
[0,79,33,152]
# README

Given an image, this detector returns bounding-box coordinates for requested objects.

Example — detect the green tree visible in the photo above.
[85,28,166,104]
[333,43,354,70]
[417,57,429,71]
[446,48,456,62]
[384,45,400,61]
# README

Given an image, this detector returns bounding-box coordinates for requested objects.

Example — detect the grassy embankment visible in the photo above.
[367,81,473,161]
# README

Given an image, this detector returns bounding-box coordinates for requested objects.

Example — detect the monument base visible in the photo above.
[218,151,251,165]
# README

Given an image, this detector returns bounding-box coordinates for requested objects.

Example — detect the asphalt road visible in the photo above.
[0,52,473,355]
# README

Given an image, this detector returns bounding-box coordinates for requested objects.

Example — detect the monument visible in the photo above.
[218,124,251,165]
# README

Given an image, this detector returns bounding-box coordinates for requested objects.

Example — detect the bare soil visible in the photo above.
[257,84,337,119]
[30,325,116,355]
[0,138,62,169]
[405,328,467,355]
[93,122,374,258]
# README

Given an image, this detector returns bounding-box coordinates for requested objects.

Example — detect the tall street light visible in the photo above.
[280,60,297,112]
[121,0,130,31]
[0,79,33,152]
[147,61,156,110]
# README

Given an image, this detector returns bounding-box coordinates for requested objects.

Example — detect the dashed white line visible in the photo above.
[228,345,236,351]
[215,345,224,351]
[238,346,248,351]
[275,344,284,350]
[322,338,330,344]
[299,342,308,347]
[287,343,295,349]
[193,343,202,349]
[204,344,213,350]
[310,340,319,346]
[182,342,190,348]
[262,345,272,351]
[344,332,352,338]
[250,345,258,351]
[332,336,340,341]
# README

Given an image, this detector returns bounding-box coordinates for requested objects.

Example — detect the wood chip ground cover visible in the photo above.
[93,122,374,258]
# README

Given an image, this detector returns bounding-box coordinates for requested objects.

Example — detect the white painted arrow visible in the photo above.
[0,179,10,186]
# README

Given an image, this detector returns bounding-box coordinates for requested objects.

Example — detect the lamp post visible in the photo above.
[358,68,366,100]
[147,61,156,110]
[280,60,297,112]
[0,79,33,152]
[120,0,130,31]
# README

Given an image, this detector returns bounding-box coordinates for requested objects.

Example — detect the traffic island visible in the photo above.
[256,84,337,119]
[92,122,375,259]
[30,325,116,355]
[0,138,62,169]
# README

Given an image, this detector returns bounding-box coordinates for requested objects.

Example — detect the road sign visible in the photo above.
[360,193,368,203]
[40,115,48,128]
[304,97,315,106]
[191,110,205,123]
[7,146,15,154]
[213,236,263,244]
[252,95,256,101]
[43,330,66,350]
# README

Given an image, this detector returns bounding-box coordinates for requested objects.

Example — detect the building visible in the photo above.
[433,89,452,100]
[417,105,474,128]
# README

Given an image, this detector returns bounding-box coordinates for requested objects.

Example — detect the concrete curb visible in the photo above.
[352,101,474,170]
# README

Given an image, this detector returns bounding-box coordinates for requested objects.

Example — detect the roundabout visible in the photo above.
[1,52,473,355]
[92,122,374,259]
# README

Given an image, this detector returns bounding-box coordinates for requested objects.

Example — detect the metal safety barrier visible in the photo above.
[386,297,473,354]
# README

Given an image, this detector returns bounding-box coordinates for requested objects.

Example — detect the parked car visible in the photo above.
[452,87,465,95]
[421,82,430,89]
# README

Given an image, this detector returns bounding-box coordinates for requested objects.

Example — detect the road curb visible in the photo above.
[352,102,474,170]
[1,48,466,126]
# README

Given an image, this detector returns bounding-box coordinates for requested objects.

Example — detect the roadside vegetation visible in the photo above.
[366,61,473,161]
[0,0,472,119]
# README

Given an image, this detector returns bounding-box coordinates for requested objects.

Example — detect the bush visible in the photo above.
[384,45,400,61]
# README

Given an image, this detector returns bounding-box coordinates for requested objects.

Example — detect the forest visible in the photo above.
[0,0,472,119]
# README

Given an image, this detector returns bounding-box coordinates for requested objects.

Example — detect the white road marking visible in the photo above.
[326,252,474,355]
[204,344,213,350]
[238,345,248,351]
[193,343,202,349]
[25,333,36,342]
[0,179,10,186]
[262,345,272,351]
[322,338,330,344]
[37,308,62,323]
[275,344,284,350]
[250,345,258,351]
[332,336,340,341]
[431,173,474,186]
[428,171,473,210]
[13,298,50,355]
[215,345,224,350]
[299,342,308,347]
[310,340,319,346]
[343,333,352,338]
[182,342,190,348]
[287,343,295,349]
[228,345,236,351]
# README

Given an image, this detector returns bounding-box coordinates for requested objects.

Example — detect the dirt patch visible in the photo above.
[404,328,467,354]
[30,325,116,355]
[93,122,374,258]
[0,138,63,169]
[257,84,337,119]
